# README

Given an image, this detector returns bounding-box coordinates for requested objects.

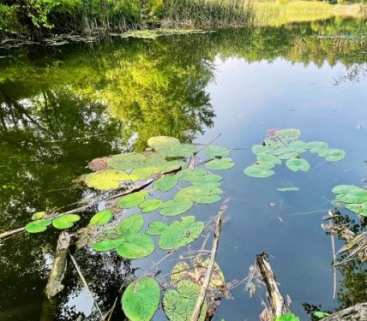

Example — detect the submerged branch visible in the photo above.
[323,303,367,321]
[0,227,25,240]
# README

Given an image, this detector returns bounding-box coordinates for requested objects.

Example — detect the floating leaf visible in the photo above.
[122,277,160,321]
[324,149,346,162]
[92,238,124,252]
[89,210,113,226]
[256,154,281,169]
[154,175,178,192]
[108,153,146,172]
[336,190,367,204]
[158,144,197,158]
[160,199,193,216]
[277,187,300,192]
[31,211,46,221]
[275,313,300,321]
[179,169,222,185]
[345,202,367,217]
[288,140,308,153]
[25,219,51,234]
[131,166,161,180]
[117,214,144,234]
[286,158,310,172]
[175,185,222,204]
[308,141,328,154]
[332,185,364,195]
[147,136,180,151]
[205,157,234,170]
[146,221,168,235]
[139,199,162,213]
[244,164,274,178]
[163,280,207,321]
[118,191,148,209]
[83,169,134,191]
[205,145,230,158]
[52,214,80,230]
[313,311,330,319]
[159,216,204,250]
[251,144,268,155]
[116,233,154,259]
[274,128,301,141]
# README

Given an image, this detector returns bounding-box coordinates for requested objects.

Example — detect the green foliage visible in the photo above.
[154,175,178,192]
[83,169,133,191]
[205,145,230,158]
[163,280,207,321]
[118,191,149,209]
[275,313,300,321]
[205,157,234,170]
[244,164,275,178]
[332,185,367,217]
[25,219,52,233]
[313,311,330,319]
[277,187,300,192]
[139,199,162,213]
[160,199,193,216]
[89,210,113,226]
[286,158,311,172]
[31,211,46,220]
[122,277,160,321]
[117,214,144,234]
[52,214,81,230]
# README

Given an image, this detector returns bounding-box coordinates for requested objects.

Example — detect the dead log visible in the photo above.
[256,252,290,321]
[323,303,367,321]
[45,232,72,299]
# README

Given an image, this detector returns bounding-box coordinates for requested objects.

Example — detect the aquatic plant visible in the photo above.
[332,185,367,218]
[244,128,345,178]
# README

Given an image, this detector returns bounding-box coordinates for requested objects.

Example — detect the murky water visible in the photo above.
[1,18,367,321]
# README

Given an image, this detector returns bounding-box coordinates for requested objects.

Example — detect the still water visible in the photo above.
[0,18,367,321]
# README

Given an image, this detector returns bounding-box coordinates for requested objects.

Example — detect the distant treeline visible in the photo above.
[0,0,251,40]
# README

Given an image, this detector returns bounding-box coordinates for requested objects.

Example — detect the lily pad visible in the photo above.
[159,216,204,250]
[158,144,197,158]
[163,280,207,321]
[205,145,230,158]
[286,158,310,172]
[117,214,144,234]
[288,140,308,153]
[332,185,364,195]
[118,191,148,209]
[275,313,300,321]
[324,149,346,162]
[277,187,300,192]
[251,144,268,155]
[244,164,274,178]
[116,233,154,259]
[25,219,51,234]
[31,211,46,220]
[83,169,134,191]
[52,214,80,230]
[335,190,367,204]
[108,153,146,172]
[147,136,180,151]
[256,154,281,169]
[160,199,193,216]
[179,169,221,185]
[154,175,178,192]
[122,277,160,321]
[205,157,234,170]
[274,128,301,141]
[175,185,222,204]
[92,238,124,252]
[89,210,113,226]
[139,199,162,213]
[146,221,169,235]
[307,141,328,154]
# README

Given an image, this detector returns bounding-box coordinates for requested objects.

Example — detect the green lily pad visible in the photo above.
[139,199,162,213]
[118,191,148,209]
[313,311,330,319]
[251,144,268,155]
[31,211,46,221]
[205,157,234,170]
[286,158,310,172]
[336,190,367,204]
[256,154,281,169]
[175,185,222,204]
[278,150,298,160]
[345,202,367,217]
[146,221,169,235]
[92,238,124,252]
[332,185,364,195]
[25,219,51,234]
[116,233,154,259]
[147,136,180,151]
[288,140,308,153]
[159,216,204,250]
[307,141,328,154]
[324,148,346,162]
[122,277,160,321]
[244,164,274,178]
[83,169,134,191]
[158,144,197,158]
[160,199,193,216]
[275,128,301,141]
[163,280,207,321]
[117,214,144,234]
[205,145,230,158]
[179,169,222,185]
[130,166,161,180]
[52,214,80,230]
[277,187,300,192]
[275,313,300,321]
[89,210,113,226]
[154,175,178,192]
[108,153,146,172]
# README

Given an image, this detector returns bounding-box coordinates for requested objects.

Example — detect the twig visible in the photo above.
[328,210,337,299]
[189,199,228,321]
[0,227,25,240]
[69,253,103,319]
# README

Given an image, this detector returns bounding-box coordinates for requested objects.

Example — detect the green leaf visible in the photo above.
[288,140,308,153]
[147,136,180,151]
[163,280,207,321]
[274,128,301,141]
[25,219,51,234]
[160,199,193,216]
[154,175,178,192]
[244,164,274,178]
[89,210,113,226]
[159,216,204,250]
[313,311,330,319]
[122,277,160,321]
[175,185,222,204]
[205,145,230,158]
[130,166,161,180]
[307,141,328,154]
[158,144,197,158]
[107,153,146,172]
[118,191,148,209]
[324,148,346,162]
[205,157,234,170]
[286,158,310,172]
[345,202,367,217]
[52,214,80,230]
[146,221,168,235]
[92,238,124,252]
[277,187,300,192]
[117,214,144,234]
[31,211,46,220]
[179,169,222,185]
[116,233,154,259]
[257,154,281,169]
[83,169,133,191]
[336,190,367,204]
[332,185,364,195]
[275,313,300,321]
[139,199,162,213]
[251,144,268,155]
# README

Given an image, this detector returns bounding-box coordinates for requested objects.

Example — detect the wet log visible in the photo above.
[256,252,290,321]
[323,303,367,321]
[45,232,72,299]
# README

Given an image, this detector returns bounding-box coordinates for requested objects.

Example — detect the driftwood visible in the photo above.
[45,232,72,299]
[0,227,25,240]
[189,200,227,321]
[256,252,290,321]
[323,303,367,321]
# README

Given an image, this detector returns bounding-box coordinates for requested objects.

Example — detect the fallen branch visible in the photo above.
[45,232,72,299]
[69,253,103,319]
[0,227,25,240]
[256,252,290,321]
[190,199,228,321]
[323,303,367,321]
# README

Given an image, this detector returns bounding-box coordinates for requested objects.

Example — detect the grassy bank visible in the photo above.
[253,1,367,26]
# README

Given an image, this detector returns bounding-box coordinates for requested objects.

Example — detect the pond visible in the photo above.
[0,17,367,321]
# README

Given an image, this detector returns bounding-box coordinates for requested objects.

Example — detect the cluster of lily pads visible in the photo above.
[244,128,345,178]
[332,185,367,218]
